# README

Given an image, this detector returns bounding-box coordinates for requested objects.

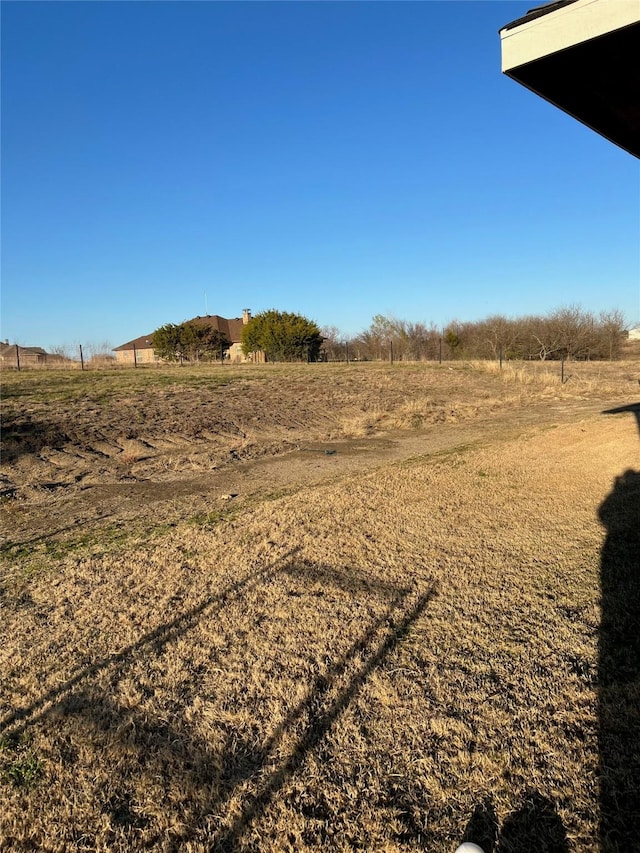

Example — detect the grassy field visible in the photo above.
[1,360,639,851]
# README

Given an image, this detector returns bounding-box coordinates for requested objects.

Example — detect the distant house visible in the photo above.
[113,310,261,364]
[112,334,159,365]
[628,328,640,342]
[0,341,62,368]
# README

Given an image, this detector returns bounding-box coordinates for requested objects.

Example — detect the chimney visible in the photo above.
[242,309,251,325]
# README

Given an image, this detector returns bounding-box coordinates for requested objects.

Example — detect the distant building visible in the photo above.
[112,335,158,365]
[0,341,62,368]
[113,310,262,364]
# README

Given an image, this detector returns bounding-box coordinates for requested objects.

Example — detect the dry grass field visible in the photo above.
[1,361,639,852]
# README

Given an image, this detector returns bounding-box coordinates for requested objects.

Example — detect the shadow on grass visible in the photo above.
[2,546,436,850]
[458,792,568,853]
[602,402,640,431]
[1,547,302,734]
[47,690,221,849]
[461,798,499,852]
[496,791,568,852]
[599,404,640,850]
[282,556,405,597]
[210,584,436,851]
[50,582,435,850]
[598,467,640,850]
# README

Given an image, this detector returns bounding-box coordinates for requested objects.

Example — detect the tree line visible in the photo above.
[323,307,627,362]
[149,307,628,364]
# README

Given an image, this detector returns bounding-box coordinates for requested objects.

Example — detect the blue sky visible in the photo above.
[2,1,639,350]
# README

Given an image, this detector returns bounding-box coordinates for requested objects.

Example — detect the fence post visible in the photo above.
[561,354,565,384]
[345,341,349,364]
[390,340,394,365]
[133,343,138,368]
[79,344,85,371]
[15,344,21,372]
[499,345,503,370]
[439,337,442,364]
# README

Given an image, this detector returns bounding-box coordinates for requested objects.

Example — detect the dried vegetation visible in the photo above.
[1,361,639,851]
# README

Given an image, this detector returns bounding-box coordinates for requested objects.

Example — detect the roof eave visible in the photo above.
[500,0,640,158]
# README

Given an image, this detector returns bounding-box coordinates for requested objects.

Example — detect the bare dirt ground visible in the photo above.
[1,360,638,553]
[1,361,639,852]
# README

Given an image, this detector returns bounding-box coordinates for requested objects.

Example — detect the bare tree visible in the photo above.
[333,307,626,363]
[320,326,349,361]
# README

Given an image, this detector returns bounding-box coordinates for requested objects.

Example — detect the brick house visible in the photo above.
[113,310,262,364]
[112,334,159,365]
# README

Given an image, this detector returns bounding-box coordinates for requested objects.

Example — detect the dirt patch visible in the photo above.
[2,361,637,549]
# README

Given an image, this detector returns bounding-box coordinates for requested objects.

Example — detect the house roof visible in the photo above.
[501,0,579,32]
[500,0,640,158]
[113,335,155,352]
[0,343,48,355]
[187,315,246,344]
[114,316,247,352]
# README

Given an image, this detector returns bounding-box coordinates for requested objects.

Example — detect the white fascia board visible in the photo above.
[500,0,640,72]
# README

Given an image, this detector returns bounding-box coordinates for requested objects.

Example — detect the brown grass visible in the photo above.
[1,361,639,851]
